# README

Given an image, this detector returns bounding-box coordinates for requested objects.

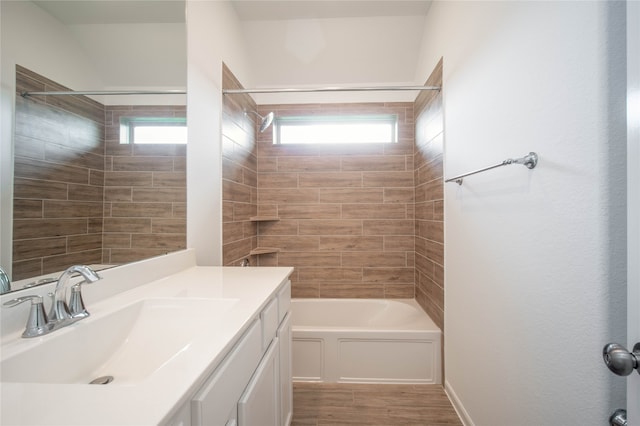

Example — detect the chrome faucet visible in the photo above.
[3,265,101,338]
[49,265,101,323]
[0,266,10,294]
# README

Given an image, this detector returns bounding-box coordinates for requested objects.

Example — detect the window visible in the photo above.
[120,117,187,144]
[274,115,397,145]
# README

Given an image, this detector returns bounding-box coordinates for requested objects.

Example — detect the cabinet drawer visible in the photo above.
[277,280,291,323]
[261,298,278,350]
[191,320,262,426]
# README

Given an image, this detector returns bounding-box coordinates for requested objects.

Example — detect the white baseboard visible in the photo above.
[444,380,475,426]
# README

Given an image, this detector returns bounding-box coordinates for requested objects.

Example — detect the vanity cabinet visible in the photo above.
[189,279,292,426]
[238,338,279,425]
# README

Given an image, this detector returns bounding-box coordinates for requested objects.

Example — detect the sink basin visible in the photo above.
[1,298,238,385]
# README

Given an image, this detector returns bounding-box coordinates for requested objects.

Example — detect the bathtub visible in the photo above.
[291,298,441,384]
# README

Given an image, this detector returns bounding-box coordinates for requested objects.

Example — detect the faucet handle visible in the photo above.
[68,283,89,319]
[3,295,50,338]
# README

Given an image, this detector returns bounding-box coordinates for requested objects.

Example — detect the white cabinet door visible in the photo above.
[192,320,262,426]
[238,338,279,426]
[277,313,292,426]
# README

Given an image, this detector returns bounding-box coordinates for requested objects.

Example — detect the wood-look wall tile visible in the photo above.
[89,170,105,186]
[223,180,252,203]
[104,171,153,187]
[223,238,254,266]
[132,188,186,203]
[13,218,87,239]
[14,135,45,160]
[88,218,103,234]
[277,157,341,172]
[363,219,414,235]
[298,267,363,282]
[13,237,66,260]
[258,156,278,172]
[278,252,341,267]
[298,172,362,188]
[103,233,131,248]
[319,282,384,298]
[173,156,187,172]
[278,204,340,219]
[258,188,319,204]
[383,188,414,203]
[341,203,407,219]
[112,156,174,172]
[173,203,186,218]
[318,236,383,251]
[223,158,244,183]
[341,156,407,171]
[110,202,173,218]
[131,234,186,249]
[153,172,186,187]
[362,171,413,188]
[14,178,68,200]
[298,220,362,236]
[232,203,257,221]
[44,144,104,170]
[11,258,43,281]
[13,200,43,218]
[103,218,151,233]
[224,222,245,244]
[318,188,383,204]
[67,234,102,252]
[152,218,186,234]
[258,173,298,188]
[105,187,132,202]
[383,235,415,251]
[14,157,89,185]
[258,236,320,251]
[384,283,414,298]
[257,220,299,236]
[341,252,407,268]
[362,267,414,283]
[291,282,320,298]
[43,201,103,218]
[67,184,103,202]
[43,250,103,274]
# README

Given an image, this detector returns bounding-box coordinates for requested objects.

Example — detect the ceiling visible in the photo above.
[32,0,431,25]
[32,0,186,24]
[231,1,432,21]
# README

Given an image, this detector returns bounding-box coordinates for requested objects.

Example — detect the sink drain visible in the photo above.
[89,375,114,385]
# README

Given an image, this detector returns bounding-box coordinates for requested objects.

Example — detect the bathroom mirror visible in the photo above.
[0,0,187,294]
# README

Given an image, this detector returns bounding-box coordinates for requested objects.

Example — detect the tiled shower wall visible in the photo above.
[255,103,416,299]
[13,66,105,280]
[103,105,187,264]
[12,66,186,280]
[221,64,259,266]
[414,59,444,329]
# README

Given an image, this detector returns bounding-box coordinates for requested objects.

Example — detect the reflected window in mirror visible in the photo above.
[120,117,187,145]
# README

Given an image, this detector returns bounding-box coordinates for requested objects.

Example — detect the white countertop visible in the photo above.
[0,259,293,425]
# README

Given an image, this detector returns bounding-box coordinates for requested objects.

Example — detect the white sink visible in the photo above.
[0,298,238,385]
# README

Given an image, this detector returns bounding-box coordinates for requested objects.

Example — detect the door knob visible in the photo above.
[603,342,640,376]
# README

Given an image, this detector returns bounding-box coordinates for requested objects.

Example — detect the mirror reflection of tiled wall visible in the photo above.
[12,66,186,280]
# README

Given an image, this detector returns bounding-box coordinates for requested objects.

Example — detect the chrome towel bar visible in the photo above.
[445,152,538,185]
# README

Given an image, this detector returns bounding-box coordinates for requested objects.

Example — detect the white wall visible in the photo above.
[415,2,627,425]
[241,15,427,104]
[186,0,251,265]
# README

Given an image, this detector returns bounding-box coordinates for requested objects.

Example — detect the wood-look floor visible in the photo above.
[292,383,463,426]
